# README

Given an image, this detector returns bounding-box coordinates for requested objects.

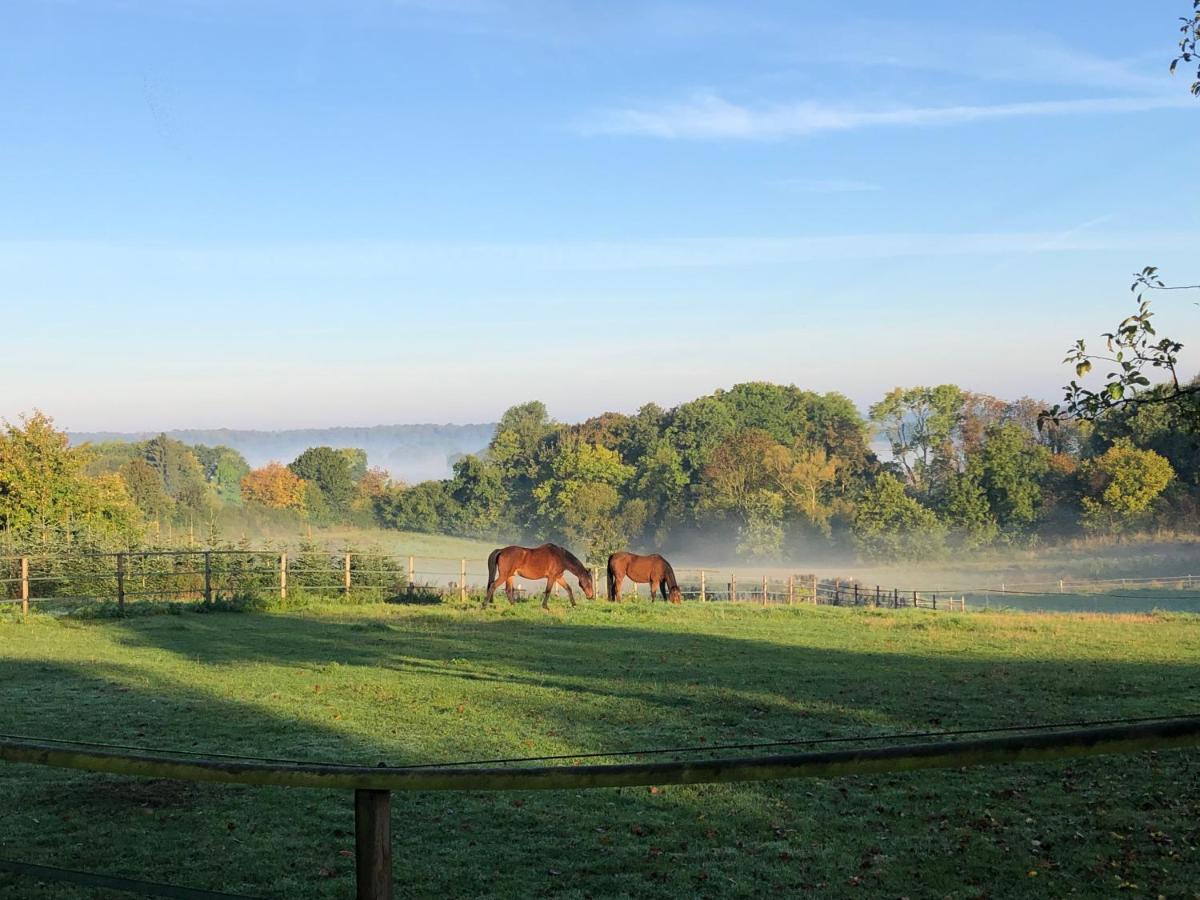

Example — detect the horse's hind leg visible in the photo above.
[505,578,517,604]
[542,577,554,610]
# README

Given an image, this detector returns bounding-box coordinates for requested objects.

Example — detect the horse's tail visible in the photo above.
[487,547,502,589]
[606,555,618,601]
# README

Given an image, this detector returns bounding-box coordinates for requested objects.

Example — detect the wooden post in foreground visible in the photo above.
[279,552,288,602]
[812,574,818,605]
[19,557,29,618]
[345,553,353,597]
[730,573,737,602]
[203,551,213,603]
[699,570,706,602]
[115,553,126,615]
[787,575,795,605]
[354,789,392,900]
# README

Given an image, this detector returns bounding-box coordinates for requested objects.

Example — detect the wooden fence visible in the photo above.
[0,550,977,614]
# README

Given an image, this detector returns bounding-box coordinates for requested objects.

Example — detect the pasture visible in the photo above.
[1,601,1198,898]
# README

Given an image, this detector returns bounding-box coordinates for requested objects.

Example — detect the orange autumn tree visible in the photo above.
[240,462,307,511]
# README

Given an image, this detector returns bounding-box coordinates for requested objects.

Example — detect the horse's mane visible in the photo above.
[661,558,679,590]
[559,546,588,576]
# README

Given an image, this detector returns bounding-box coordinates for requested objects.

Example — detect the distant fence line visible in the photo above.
[0,549,979,614]
[2,549,1197,615]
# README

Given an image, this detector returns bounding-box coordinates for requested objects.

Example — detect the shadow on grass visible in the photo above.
[1,607,1198,898]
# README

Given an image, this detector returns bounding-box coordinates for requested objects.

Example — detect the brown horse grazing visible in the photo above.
[485,543,595,609]
[607,552,682,604]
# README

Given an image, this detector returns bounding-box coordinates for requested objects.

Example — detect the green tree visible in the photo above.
[938,464,999,549]
[120,458,175,523]
[1080,443,1175,533]
[852,474,945,561]
[141,434,212,520]
[375,480,459,534]
[532,437,636,562]
[664,395,738,479]
[338,448,369,483]
[869,385,964,495]
[977,423,1050,534]
[193,445,251,505]
[448,455,508,536]
[288,446,358,516]
[0,412,142,547]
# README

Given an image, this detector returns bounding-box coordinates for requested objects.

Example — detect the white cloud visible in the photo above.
[579,91,1192,140]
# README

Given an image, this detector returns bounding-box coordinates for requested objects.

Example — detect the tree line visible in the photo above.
[374,382,1196,563]
[1,379,1195,563]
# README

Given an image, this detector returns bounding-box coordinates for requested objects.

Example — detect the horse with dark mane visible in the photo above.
[485,543,595,609]
[607,552,682,604]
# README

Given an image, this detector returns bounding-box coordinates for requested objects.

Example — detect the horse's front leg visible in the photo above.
[559,576,576,607]
[648,581,657,602]
[542,577,554,610]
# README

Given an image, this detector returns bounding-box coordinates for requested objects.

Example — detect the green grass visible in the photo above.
[1,602,1198,898]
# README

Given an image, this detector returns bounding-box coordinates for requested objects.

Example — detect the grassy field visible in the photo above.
[1,601,1198,898]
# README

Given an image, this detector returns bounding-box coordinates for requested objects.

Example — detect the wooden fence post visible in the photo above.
[853,582,859,604]
[203,551,212,603]
[19,557,29,618]
[761,574,768,606]
[116,553,126,615]
[834,578,840,604]
[345,553,353,597]
[279,552,288,602]
[730,573,737,602]
[788,575,795,605]
[875,585,880,607]
[407,556,415,594]
[912,590,918,608]
[354,789,392,900]
[893,587,898,608]
[812,574,818,605]
[460,559,467,603]
[699,570,706,602]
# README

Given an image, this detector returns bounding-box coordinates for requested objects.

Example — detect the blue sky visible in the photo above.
[2,0,1197,430]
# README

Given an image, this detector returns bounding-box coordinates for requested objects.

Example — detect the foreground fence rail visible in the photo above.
[2,717,1198,899]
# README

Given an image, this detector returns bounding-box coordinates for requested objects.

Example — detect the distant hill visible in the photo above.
[69,423,497,483]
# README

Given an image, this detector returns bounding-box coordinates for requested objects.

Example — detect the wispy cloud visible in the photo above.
[777,178,881,193]
[579,91,1192,140]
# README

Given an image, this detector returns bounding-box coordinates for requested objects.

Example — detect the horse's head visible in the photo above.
[580,570,596,600]
[668,586,683,605]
